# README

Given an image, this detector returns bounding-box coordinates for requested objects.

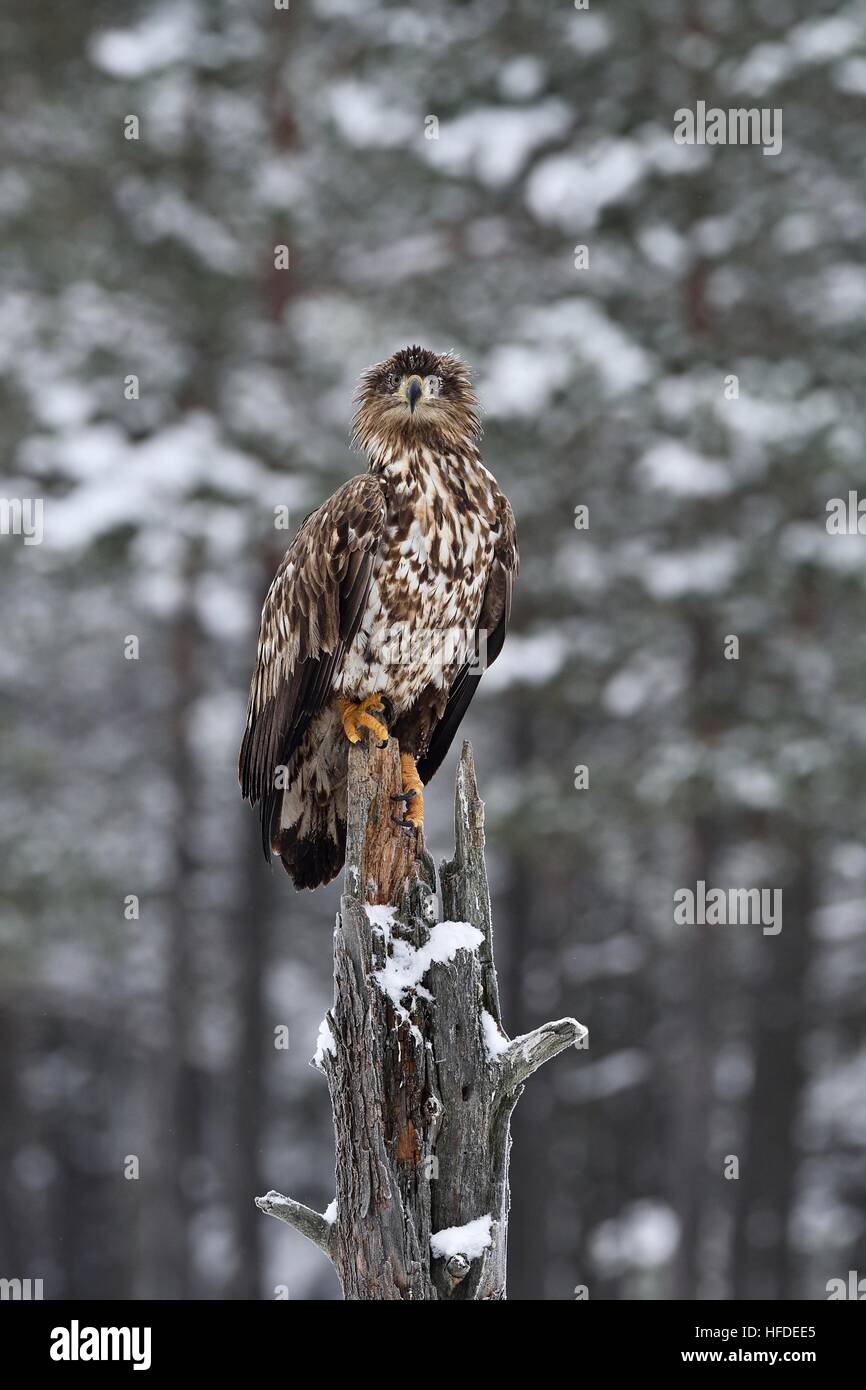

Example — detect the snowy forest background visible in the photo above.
[2,0,866,1301]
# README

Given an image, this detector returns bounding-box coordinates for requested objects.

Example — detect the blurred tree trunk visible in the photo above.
[670,614,724,1300]
[731,831,812,1299]
[142,544,204,1299]
[670,807,721,1299]
[499,693,543,1299]
[0,1009,24,1285]
[731,569,820,1299]
[226,821,268,1298]
[223,547,282,1300]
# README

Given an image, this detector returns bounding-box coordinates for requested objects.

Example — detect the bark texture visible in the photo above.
[257,737,585,1299]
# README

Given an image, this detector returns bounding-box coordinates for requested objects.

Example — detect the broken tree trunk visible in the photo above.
[256,737,586,1299]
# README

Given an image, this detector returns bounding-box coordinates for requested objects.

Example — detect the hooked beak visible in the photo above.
[406,376,423,412]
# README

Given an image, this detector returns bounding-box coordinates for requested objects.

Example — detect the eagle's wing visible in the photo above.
[417,488,518,786]
[239,473,386,857]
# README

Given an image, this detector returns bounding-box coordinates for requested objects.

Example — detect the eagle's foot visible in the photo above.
[340,693,389,747]
[391,753,424,833]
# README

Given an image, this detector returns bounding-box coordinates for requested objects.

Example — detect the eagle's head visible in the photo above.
[353,345,481,457]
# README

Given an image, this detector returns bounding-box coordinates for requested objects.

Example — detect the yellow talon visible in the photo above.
[339,694,389,746]
[393,752,424,831]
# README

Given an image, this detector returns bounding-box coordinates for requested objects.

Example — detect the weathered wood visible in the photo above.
[254,1191,336,1260]
[346,733,423,908]
[257,737,586,1299]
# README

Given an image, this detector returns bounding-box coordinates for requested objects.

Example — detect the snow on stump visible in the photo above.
[256,737,587,1300]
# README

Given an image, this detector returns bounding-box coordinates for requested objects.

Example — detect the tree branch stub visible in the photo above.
[254,1190,337,1262]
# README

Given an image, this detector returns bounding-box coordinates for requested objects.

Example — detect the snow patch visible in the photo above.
[90,3,198,78]
[641,542,739,599]
[365,904,398,935]
[423,101,571,188]
[430,1214,493,1261]
[526,139,644,229]
[322,1199,338,1226]
[481,629,568,691]
[590,1201,680,1274]
[638,440,731,498]
[312,1016,336,1070]
[329,81,415,149]
[482,300,651,417]
[481,343,571,419]
[564,12,611,55]
[43,413,284,554]
[374,922,483,1013]
[481,1009,511,1059]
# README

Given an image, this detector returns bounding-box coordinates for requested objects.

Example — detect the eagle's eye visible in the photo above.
[425,375,442,397]
[384,373,400,392]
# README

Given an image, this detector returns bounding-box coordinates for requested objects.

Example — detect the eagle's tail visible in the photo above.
[260,789,281,861]
[272,814,346,891]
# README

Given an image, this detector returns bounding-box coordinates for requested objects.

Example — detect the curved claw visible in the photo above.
[340,693,390,747]
[391,814,415,833]
[391,788,418,804]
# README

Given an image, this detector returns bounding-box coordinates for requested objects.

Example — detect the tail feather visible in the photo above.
[273,817,346,890]
[260,789,281,862]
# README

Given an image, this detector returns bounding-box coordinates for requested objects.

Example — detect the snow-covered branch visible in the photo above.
[254,1190,337,1261]
[496,1017,588,1096]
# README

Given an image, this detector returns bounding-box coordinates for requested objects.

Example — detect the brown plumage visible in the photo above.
[239,346,518,890]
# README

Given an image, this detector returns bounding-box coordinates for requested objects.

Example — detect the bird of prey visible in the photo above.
[239,345,518,890]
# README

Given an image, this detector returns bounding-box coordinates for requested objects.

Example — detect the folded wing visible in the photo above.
[417,489,518,785]
[239,473,386,857]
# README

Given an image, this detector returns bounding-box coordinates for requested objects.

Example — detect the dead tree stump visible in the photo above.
[256,738,586,1299]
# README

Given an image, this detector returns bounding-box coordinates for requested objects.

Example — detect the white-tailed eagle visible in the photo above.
[239,346,517,889]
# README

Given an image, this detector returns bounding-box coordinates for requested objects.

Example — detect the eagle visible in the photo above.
[238,346,518,890]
